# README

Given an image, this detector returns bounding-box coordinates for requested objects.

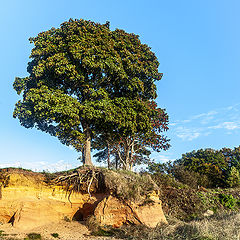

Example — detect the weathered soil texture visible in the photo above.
[0,220,120,240]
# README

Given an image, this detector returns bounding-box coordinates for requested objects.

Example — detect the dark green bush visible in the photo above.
[25,233,41,240]
[51,233,59,238]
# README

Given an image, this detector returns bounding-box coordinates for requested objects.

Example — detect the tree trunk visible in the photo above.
[129,141,135,171]
[107,142,111,169]
[82,122,93,166]
[115,153,118,170]
[123,144,131,171]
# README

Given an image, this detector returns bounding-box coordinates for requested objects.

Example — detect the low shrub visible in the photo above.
[25,233,41,240]
[63,216,71,222]
[86,216,114,236]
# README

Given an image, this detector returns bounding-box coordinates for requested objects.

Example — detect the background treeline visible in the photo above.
[149,146,240,188]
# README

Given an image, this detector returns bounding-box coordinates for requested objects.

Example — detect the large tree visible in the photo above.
[13,19,164,166]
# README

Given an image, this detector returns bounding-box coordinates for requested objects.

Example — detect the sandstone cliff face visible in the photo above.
[0,169,167,230]
[94,195,167,228]
[0,170,106,230]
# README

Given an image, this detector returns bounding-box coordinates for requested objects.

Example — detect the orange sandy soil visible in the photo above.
[0,220,119,240]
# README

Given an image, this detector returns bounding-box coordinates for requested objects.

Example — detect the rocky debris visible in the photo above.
[203,209,214,217]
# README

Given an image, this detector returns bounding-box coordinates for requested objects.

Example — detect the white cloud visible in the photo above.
[176,127,201,141]
[222,122,240,130]
[178,132,200,141]
[223,103,240,112]
[200,115,215,125]
[169,123,177,126]
[0,160,79,172]
[0,162,22,169]
[68,146,75,150]
[209,121,240,130]
[191,110,218,120]
[156,154,174,163]
[170,103,240,141]
[171,110,219,127]
[182,119,191,123]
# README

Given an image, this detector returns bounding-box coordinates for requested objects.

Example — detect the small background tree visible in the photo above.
[149,146,240,188]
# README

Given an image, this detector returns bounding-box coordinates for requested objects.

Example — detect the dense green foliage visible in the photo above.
[13,19,169,167]
[149,146,240,188]
[93,100,170,170]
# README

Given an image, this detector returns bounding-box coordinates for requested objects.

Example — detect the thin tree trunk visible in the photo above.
[116,143,124,169]
[123,144,131,171]
[129,164,133,172]
[115,153,118,170]
[107,142,110,169]
[129,141,135,171]
[82,147,84,163]
[82,122,93,166]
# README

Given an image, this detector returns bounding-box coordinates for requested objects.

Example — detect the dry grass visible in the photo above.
[187,211,240,240]
[106,211,240,240]
[102,169,159,202]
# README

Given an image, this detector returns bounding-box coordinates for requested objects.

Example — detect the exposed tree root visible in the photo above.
[49,167,159,205]
[53,167,107,200]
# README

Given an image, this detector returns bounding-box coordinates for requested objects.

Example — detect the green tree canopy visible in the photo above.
[149,147,240,188]
[13,19,165,166]
[93,100,170,170]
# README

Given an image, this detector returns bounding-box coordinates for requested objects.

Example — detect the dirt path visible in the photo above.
[0,221,118,240]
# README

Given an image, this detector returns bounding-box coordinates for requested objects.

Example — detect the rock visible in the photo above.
[94,195,140,228]
[203,209,214,217]
[94,195,167,228]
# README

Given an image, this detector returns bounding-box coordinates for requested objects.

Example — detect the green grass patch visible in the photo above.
[24,233,42,240]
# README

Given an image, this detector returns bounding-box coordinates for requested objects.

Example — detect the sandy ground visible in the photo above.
[0,221,119,240]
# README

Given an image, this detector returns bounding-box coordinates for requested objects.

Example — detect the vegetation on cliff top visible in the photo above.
[44,167,159,203]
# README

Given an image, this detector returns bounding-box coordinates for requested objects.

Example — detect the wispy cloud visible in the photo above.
[149,152,174,164]
[175,126,210,141]
[156,154,174,163]
[0,160,79,172]
[209,121,240,130]
[191,111,218,121]
[175,127,201,141]
[170,110,219,128]
[170,103,240,141]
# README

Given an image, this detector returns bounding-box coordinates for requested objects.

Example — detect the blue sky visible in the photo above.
[0,0,239,171]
